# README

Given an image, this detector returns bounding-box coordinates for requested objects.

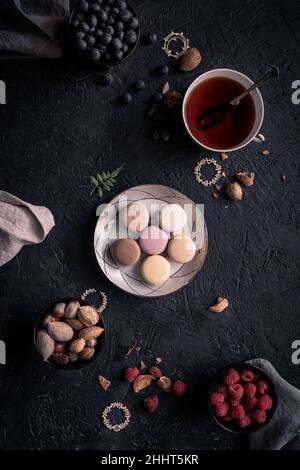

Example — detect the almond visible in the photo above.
[157,376,172,392]
[78,326,104,341]
[149,366,162,379]
[79,347,95,360]
[65,300,80,319]
[66,318,84,331]
[42,314,58,327]
[236,172,255,187]
[37,329,55,361]
[52,303,66,319]
[47,321,74,342]
[180,47,202,72]
[226,182,243,201]
[78,305,100,327]
[69,338,86,354]
[209,297,229,313]
[133,374,155,393]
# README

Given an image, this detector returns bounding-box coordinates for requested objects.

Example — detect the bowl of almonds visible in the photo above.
[34,297,105,368]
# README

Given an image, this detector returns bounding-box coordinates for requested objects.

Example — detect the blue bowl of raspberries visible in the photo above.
[69,0,140,66]
[209,364,278,434]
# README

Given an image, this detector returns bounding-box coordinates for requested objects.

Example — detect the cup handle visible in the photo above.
[253,132,265,144]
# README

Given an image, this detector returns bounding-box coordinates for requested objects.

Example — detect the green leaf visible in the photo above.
[97,186,103,198]
[101,171,107,181]
[96,173,103,183]
[111,164,125,178]
[102,182,111,191]
[90,176,98,187]
[106,179,114,188]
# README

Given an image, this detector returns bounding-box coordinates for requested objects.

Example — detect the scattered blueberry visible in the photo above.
[101,72,113,85]
[157,64,169,76]
[74,30,85,39]
[113,49,124,61]
[77,39,88,51]
[127,17,139,29]
[97,10,108,22]
[78,0,89,13]
[80,21,90,33]
[107,15,115,25]
[71,20,80,30]
[86,34,96,47]
[87,14,98,27]
[121,93,132,104]
[122,43,129,54]
[118,9,131,22]
[104,25,114,35]
[90,3,101,12]
[135,79,146,91]
[115,0,127,9]
[102,33,112,45]
[124,29,137,45]
[145,32,157,45]
[115,31,125,40]
[114,21,124,32]
[95,28,103,38]
[152,92,163,103]
[103,51,112,62]
[151,130,160,140]
[111,38,123,50]
[161,131,171,142]
[89,48,101,61]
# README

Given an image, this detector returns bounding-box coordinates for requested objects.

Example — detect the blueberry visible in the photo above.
[89,48,101,61]
[111,38,123,50]
[78,0,89,13]
[74,13,85,22]
[95,28,103,38]
[103,5,110,13]
[106,0,114,4]
[127,17,139,29]
[76,39,88,51]
[104,25,114,35]
[98,44,107,53]
[97,9,107,22]
[114,21,124,32]
[144,32,157,45]
[118,9,131,22]
[113,49,123,61]
[122,42,129,54]
[99,22,106,28]
[101,72,113,85]
[151,130,160,140]
[102,33,112,45]
[80,21,90,32]
[90,3,101,12]
[111,7,119,17]
[161,131,171,142]
[157,64,169,76]
[71,19,80,29]
[95,0,103,4]
[135,79,146,91]
[124,29,137,45]
[74,30,85,39]
[121,93,132,104]
[86,34,96,47]
[103,51,112,62]
[107,15,115,25]
[90,27,96,33]
[87,14,98,27]
[115,0,127,10]
[115,31,124,40]
[152,92,163,103]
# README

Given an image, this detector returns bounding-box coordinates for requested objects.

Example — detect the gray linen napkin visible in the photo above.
[249,358,300,450]
[0,191,55,266]
[0,0,69,58]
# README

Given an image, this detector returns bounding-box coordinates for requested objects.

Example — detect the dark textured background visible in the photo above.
[0,0,300,450]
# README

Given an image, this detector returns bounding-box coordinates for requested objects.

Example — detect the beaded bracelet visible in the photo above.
[194,158,222,187]
[102,402,131,432]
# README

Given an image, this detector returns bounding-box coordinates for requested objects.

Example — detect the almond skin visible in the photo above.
[180,47,202,72]
[78,305,100,327]
[47,321,74,342]
[66,319,84,331]
[69,338,86,354]
[78,326,104,341]
[79,347,95,360]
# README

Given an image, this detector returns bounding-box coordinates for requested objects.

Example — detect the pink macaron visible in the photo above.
[139,226,169,255]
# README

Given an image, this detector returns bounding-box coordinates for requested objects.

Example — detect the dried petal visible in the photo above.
[209,297,229,313]
[98,375,111,391]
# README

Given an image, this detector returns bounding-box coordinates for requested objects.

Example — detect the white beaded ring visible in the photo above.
[102,402,131,432]
[194,158,222,187]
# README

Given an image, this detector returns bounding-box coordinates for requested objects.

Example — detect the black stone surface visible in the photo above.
[0,0,300,451]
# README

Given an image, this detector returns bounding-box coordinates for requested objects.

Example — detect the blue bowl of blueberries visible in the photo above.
[70,0,140,66]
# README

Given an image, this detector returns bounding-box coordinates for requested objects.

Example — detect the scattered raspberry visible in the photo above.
[223,368,240,386]
[223,414,233,422]
[143,394,159,413]
[243,397,258,411]
[211,392,225,406]
[214,383,228,398]
[240,368,255,382]
[238,413,252,428]
[228,383,244,400]
[257,394,273,411]
[230,403,245,420]
[172,380,187,397]
[244,383,256,398]
[214,401,229,417]
[251,409,266,424]
[256,379,269,395]
[124,367,140,383]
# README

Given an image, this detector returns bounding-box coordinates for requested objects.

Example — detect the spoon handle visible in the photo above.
[230,66,279,106]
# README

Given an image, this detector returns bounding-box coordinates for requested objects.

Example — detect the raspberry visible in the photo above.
[223,368,240,386]
[143,394,159,413]
[244,383,256,398]
[214,384,228,398]
[238,413,252,428]
[214,401,229,417]
[172,380,187,397]
[229,399,240,407]
[256,379,269,395]
[243,396,258,411]
[240,368,255,382]
[124,366,140,383]
[251,409,266,424]
[257,394,273,411]
[228,383,244,400]
[223,414,233,422]
[230,403,245,420]
[211,392,224,406]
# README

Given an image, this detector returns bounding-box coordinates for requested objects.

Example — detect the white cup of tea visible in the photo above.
[182,68,265,153]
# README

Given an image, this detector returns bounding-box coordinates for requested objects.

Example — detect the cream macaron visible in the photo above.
[140,255,171,285]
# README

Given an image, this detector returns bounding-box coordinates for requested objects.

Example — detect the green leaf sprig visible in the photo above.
[90,164,125,198]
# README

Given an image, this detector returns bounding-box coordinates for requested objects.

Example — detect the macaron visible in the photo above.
[167,236,196,263]
[124,202,149,233]
[159,204,187,233]
[139,226,169,255]
[111,238,141,266]
[140,255,171,285]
